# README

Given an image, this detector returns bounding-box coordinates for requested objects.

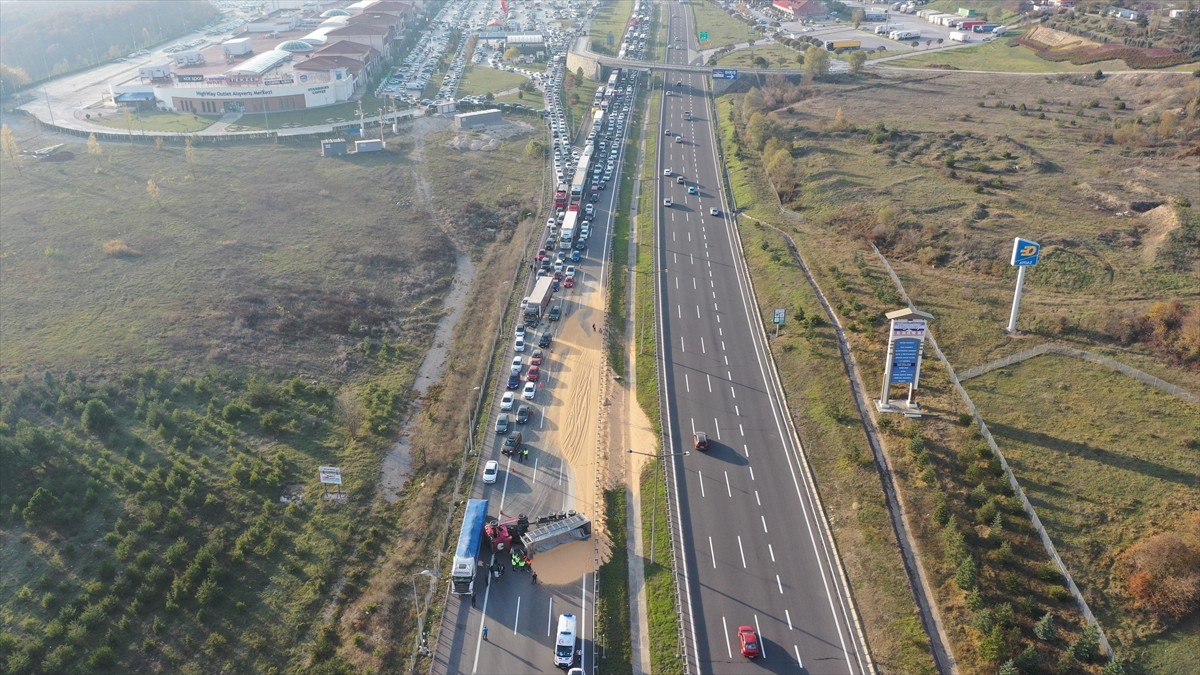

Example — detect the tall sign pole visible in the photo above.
[1007,237,1041,333]
[878,308,933,414]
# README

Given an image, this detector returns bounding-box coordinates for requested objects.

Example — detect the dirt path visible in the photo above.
[380,115,476,504]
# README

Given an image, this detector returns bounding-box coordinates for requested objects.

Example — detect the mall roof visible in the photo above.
[226,49,291,75]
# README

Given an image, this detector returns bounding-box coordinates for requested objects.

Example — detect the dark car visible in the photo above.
[516,404,532,424]
[548,303,562,321]
[494,413,511,434]
[502,431,523,456]
[538,331,552,348]
[507,373,521,390]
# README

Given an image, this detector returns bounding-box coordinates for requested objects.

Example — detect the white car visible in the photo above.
[482,460,499,484]
[501,391,516,410]
[710,207,721,216]
[515,336,526,352]
[511,356,523,374]
[564,265,576,277]
[663,168,672,176]
[522,381,537,400]
[663,197,673,207]
[516,324,526,339]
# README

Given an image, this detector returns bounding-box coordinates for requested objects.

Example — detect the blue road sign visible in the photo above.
[890,338,921,384]
[712,68,739,80]
[1010,237,1041,266]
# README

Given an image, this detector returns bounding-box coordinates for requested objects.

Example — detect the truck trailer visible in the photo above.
[889,29,922,40]
[450,499,489,595]
[972,23,1000,33]
[825,39,862,51]
[524,276,555,325]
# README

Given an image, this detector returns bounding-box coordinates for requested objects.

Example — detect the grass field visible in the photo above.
[0,112,547,672]
[0,117,541,378]
[887,35,1134,73]
[715,43,801,69]
[687,0,757,50]
[87,109,212,133]
[588,0,634,57]
[225,92,403,131]
[715,67,1199,672]
[969,355,1200,669]
[456,65,529,98]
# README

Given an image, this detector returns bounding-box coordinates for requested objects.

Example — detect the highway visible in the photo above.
[431,67,641,674]
[655,4,871,674]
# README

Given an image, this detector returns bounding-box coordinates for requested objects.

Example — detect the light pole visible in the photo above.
[412,568,438,660]
[627,448,688,563]
[468,386,482,455]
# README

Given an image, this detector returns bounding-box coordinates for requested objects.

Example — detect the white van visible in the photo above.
[554,613,578,668]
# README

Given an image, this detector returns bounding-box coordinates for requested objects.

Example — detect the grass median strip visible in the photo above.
[597,489,634,674]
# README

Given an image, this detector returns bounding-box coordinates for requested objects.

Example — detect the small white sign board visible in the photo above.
[319,466,343,485]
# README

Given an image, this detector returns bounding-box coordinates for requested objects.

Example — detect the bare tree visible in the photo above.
[86,133,102,167]
[146,178,161,204]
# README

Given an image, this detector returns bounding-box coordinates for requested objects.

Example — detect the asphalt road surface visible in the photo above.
[655,5,871,674]
[431,69,641,674]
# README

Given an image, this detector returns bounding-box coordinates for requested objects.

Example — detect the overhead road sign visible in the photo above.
[712,68,739,80]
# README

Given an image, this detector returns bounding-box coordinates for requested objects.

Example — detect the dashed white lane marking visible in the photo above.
[725,471,732,498]
[762,515,769,533]
[737,535,747,568]
[768,543,776,563]
[709,536,717,569]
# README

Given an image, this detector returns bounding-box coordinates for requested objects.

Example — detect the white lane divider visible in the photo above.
[776,575,784,595]
[755,615,767,660]
[785,609,793,631]
[700,336,706,354]
[737,535,747,568]
[722,616,733,660]
[684,372,690,394]
[709,536,717,569]
[725,471,732,498]
[762,515,769,533]
[680,335,686,353]
[768,543,776,563]
[698,470,705,498]
[755,490,761,507]
[706,373,712,393]
[514,595,522,634]
[677,304,682,319]
[749,466,755,481]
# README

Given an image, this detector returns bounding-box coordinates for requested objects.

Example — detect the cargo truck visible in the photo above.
[520,511,591,553]
[959,20,986,31]
[559,211,577,250]
[524,276,555,325]
[972,23,1000,33]
[825,39,862,51]
[948,31,970,42]
[450,499,488,595]
[889,29,921,40]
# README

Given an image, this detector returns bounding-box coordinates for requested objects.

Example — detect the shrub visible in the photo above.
[978,624,1008,664]
[1014,645,1040,673]
[1118,522,1200,622]
[956,556,979,590]
[1035,612,1056,641]
[82,399,116,434]
[1069,623,1101,663]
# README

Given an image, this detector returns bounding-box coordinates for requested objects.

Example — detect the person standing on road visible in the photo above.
[482,626,489,642]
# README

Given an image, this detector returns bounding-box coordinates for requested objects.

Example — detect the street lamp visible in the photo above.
[627,448,688,563]
[412,568,439,659]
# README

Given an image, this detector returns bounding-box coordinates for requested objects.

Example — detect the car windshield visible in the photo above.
[555,645,573,657]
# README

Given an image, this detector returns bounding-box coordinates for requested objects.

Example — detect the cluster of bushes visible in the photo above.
[1017,34,1197,69]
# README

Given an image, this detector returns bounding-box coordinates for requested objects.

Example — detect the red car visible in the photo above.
[530,349,544,366]
[537,249,548,261]
[527,366,541,382]
[738,625,760,659]
[563,276,575,288]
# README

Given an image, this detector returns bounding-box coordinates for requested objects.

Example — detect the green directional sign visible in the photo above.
[699,31,709,41]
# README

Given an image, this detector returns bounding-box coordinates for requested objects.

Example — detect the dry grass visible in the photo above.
[102,239,140,257]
